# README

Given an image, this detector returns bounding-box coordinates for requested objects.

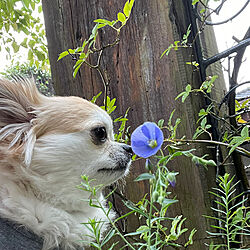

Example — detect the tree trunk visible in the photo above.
[42,0,226,248]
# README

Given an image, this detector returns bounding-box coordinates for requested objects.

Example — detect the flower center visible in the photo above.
[148,139,157,149]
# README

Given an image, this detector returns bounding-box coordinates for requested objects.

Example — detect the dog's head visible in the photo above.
[0,79,132,197]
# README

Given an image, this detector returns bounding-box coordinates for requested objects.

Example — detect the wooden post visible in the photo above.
[42,0,226,248]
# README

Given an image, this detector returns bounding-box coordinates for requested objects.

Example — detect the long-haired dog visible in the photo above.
[0,78,132,249]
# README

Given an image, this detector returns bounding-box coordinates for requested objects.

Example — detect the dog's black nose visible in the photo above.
[123,144,133,155]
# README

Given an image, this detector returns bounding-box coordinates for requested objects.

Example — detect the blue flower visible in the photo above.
[131,122,164,158]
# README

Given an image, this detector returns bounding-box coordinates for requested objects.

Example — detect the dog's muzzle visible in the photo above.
[98,144,133,172]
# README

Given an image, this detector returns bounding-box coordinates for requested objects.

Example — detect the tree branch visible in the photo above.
[195,0,250,26]
[203,38,250,68]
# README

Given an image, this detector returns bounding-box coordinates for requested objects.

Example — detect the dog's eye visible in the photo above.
[92,126,107,142]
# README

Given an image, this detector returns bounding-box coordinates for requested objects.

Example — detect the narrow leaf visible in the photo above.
[134,173,155,181]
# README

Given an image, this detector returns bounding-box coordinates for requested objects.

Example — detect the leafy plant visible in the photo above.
[0,0,48,68]
[58,0,135,78]
[205,174,250,249]
[1,62,53,96]
[160,24,192,58]
[79,175,135,250]
[228,126,250,156]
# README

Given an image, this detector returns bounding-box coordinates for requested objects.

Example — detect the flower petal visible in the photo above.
[155,126,164,147]
[132,140,147,147]
[132,144,160,158]
[142,122,156,140]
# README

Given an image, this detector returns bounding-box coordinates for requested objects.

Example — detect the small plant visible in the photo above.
[205,173,250,249]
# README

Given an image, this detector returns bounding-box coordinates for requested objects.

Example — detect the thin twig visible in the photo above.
[167,138,250,157]
[195,0,250,26]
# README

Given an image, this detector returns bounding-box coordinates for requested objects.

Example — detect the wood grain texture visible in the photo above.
[42,0,227,248]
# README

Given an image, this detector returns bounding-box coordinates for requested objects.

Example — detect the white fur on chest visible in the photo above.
[0,179,114,250]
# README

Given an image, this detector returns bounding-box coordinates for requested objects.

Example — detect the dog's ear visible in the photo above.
[0,78,43,166]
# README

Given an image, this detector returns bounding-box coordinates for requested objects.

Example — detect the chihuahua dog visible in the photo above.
[0,78,132,250]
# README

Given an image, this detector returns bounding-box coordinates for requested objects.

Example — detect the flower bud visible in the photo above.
[166,172,177,187]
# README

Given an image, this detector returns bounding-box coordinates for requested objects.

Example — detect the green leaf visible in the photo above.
[58,51,69,61]
[73,59,84,69]
[206,160,217,167]
[117,12,126,23]
[73,61,83,78]
[28,49,33,60]
[182,92,189,103]
[68,49,75,54]
[129,0,135,9]
[192,0,200,5]
[162,198,178,206]
[134,173,155,182]
[182,24,191,43]
[185,228,197,246]
[200,8,206,14]
[28,39,36,48]
[125,226,150,236]
[34,60,39,68]
[91,92,102,103]
[38,5,43,13]
[175,92,185,101]
[11,41,19,53]
[4,22,10,33]
[186,84,191,92]
[94,19,114,27]
[21,0,30,10]
[91,23,99,36]
[186,61,199,68]
[158,119,164,128]
[96,23,106,29]
[201,117,207,128]
[160,44,174,58]
[123,1,131,17]
[101,229,116,247]
[176,84,192,103]
[35,50,45,61]
[229,139,245,155]
[90,242,101,248]
[123,200,149,218]
[199,108,207,116]
[241,126,249,138]
[20,38,28,48]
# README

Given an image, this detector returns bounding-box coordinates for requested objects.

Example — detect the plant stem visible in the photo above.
[224,180,231,250]
[148,177,153,248]
[166,138,250,157]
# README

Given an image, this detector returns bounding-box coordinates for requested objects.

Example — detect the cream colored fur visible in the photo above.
[0,78,131,250]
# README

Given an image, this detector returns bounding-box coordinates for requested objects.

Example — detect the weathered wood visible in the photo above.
[42,0,227,248]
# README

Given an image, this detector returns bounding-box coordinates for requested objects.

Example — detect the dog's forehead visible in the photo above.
[87,103,113,127]
[61,96,112,125]
[76,99,113,132]
[35,96,113,135]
